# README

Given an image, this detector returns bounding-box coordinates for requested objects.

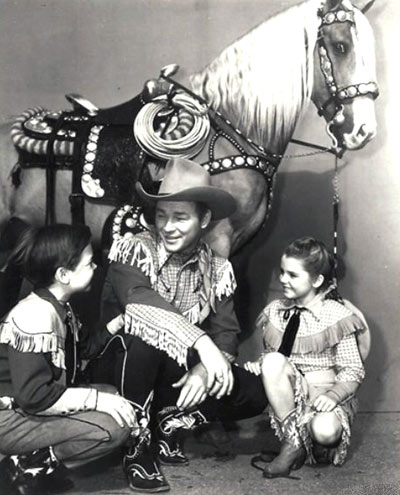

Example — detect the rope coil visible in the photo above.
[133,92,210,160]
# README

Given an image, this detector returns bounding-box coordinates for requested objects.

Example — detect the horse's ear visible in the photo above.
[323,0,342,13]
[350,0,376,13]
[360,0,376,13]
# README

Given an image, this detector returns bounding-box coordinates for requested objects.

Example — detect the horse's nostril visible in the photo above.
[358,124,367,137]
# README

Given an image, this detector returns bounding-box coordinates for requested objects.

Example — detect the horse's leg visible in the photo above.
[208,169,268,256]
[205,218,234,258]
[10,168,113,247]
[0,218,31,317]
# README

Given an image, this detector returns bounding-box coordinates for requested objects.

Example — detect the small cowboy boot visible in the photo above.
[123,428,170,493]
[156,408,208,466]
[0,446,74,495]
[263,410,306,479]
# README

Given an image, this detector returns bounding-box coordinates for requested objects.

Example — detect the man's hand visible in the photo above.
[173,363,209,410]
[193,335,234,397]
[312,393,338,412]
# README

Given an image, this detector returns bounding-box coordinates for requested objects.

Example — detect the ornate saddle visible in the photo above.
[10,64,279,238]
[10,65,212,231]
[11,95,150,204]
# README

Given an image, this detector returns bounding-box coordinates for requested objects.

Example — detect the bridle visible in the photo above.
[316,5,379,135]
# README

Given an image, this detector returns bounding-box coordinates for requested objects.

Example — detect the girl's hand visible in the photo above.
[244,360,261,376]
[193,335,234,396]
[312,393,338,412]
[96,391,138,429]
[173,363,208,410]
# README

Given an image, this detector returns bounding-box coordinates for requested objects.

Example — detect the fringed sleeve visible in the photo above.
[334,333,365,383]
[125,303,205,367]
[0,294,65,369]
[108,232,157,285]
[214,259,237,300]
[208,257,237,313]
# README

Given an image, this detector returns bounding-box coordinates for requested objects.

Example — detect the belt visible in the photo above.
[303,369,336,384]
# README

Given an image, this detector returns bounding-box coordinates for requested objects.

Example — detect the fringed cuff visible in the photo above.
[125,304,205,367]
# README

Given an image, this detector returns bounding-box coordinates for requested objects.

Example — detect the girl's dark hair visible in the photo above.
[283,236,336,293]
[8,224,91,288]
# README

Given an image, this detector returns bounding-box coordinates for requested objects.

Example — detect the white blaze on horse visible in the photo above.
[0,0,378,267]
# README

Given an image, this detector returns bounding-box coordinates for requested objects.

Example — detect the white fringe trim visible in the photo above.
[108,236,157,285]
[214,261,237,300]
[0,320,58,353]
[0,321,66,370]
[183,303,201,325]
[124,312,187,367]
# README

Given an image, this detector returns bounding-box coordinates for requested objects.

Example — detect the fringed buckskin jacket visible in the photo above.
[102,231,240,366]
[0,289,116,414]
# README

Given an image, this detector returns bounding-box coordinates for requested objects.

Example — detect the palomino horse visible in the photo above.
[0,0,378,264]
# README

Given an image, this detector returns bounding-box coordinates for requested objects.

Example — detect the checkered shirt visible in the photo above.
[261,298,365,383]
[108,232,238,366]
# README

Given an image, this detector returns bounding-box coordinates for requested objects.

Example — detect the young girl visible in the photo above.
[245,237,369,478]
[0,224,137,495]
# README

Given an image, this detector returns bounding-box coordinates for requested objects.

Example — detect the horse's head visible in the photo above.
[311,0,379,153]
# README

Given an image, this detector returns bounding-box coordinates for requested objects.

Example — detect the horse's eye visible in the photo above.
[335,42,346,54]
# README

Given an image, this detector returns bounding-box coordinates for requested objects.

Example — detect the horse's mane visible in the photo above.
[190,0,322,153]
[352,4,377,79]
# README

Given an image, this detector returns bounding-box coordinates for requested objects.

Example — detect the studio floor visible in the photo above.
[64,412,400,495]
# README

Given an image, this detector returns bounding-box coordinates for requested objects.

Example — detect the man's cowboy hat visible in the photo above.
[136,158,237,220]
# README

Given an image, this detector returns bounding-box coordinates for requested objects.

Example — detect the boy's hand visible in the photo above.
[96,391,138,429]
[244,360,261,376]
[106,314,124,335]
[312,393,338,412]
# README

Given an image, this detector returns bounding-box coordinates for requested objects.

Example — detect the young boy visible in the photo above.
[0,224,137,495]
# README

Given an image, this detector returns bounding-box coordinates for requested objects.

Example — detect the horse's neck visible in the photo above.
[196,117,278,164]
[190,1,319,157]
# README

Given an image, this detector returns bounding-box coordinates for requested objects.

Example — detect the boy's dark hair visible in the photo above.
[283,236,335,292]
[8,224,91,288]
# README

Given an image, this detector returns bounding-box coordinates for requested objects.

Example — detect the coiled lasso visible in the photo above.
[133,91,210,160]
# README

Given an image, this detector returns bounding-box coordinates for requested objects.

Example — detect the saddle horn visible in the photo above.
[65,94,99,116]
[160,64,180,78]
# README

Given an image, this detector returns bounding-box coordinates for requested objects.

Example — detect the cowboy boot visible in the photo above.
[123,428,170,493]
[263,410,306,479]
[156,407,208,466]
[123,400,170,494]
[0,446,74,495]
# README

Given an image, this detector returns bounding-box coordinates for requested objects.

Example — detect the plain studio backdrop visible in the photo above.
[0,0,398,412]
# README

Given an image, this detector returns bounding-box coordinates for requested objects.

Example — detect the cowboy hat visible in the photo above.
[136,158,237,220]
